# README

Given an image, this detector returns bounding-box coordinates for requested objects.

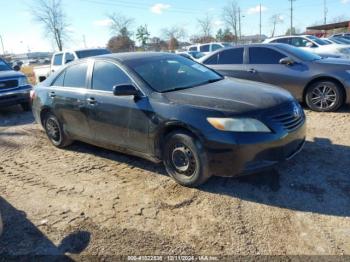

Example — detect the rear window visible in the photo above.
[218,48,244,64]
[63,63,88,88]
[249,47,286,64]
[75,49,111,59]
[53,54,63,66]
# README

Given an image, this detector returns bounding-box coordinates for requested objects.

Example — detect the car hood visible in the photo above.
[315,58,350,66]
[163,78,294,114]
[0,70,24,79]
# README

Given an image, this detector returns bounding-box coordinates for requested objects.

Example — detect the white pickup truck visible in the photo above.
[33,48,111,83]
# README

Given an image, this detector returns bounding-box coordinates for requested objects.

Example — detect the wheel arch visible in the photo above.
[39,107,53,126]
[154,122,204,160]
[303,76,346,103]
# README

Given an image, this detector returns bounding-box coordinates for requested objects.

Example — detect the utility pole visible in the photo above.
[238,7,242,43]
[259,3,262,41]
[324,0,328,25]
[82,34,87,48]
[289,0,296,35]
[0,34,5,55]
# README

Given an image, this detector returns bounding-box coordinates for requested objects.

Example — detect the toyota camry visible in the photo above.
[32,52,306,187]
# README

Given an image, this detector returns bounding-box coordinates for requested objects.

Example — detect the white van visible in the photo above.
[187,42,232,55]
[50,48,111,73]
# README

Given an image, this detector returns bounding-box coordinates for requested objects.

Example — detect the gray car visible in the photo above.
[199,43,350,112]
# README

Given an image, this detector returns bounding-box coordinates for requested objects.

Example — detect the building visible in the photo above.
[306,21,350,37]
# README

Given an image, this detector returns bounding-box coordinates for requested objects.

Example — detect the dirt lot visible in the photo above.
[0,105,349,259]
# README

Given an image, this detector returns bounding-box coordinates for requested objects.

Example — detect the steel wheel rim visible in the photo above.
[171,143,197,177]
[46,118,61,143]
[311,84,337,110]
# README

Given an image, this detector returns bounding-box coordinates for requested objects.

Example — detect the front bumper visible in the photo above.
[0,85,32,107]
[204,122,307,177]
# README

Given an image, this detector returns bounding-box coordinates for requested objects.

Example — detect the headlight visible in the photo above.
[207,118,271,133]
[18,76,29,87]
[339,48,350,55]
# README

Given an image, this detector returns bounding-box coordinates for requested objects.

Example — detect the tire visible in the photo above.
[305,80,344,112]
[163,131,211,187]
[21,102,31,112]
[43,113,73,148]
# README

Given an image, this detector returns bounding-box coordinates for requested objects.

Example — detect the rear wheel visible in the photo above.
[163,131,211,187]
[44,113,73,148]
[21,102,31,112]
[305,81,344,112]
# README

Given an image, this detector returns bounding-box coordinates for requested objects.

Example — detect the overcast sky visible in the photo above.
[0,0,349,54]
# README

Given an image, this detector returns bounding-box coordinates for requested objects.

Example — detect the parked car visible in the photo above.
[264,35,350,59]
[32,52,306,187]
[0,58,32,110]
[34,48,112,83]
[187,42,232,54]
[322,37,350,45]
[331,33,350,40]
[199,43,350,112]
[176,51,205,60]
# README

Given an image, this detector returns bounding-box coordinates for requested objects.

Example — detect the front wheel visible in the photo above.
[163,131,211,187]
[44,113,73,148]
[305,81,344,112]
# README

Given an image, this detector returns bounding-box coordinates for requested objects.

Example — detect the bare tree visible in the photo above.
[108,13,134,37]
[161,26,186,41]
[197,14,213,37]
[223,0,239,43]
[270,14,284,37]
[31,0,69,51]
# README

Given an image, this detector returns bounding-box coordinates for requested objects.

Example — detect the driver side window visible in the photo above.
[92,61,132,92]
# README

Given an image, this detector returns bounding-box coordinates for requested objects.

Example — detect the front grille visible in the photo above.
[0,79,18,89]
[269,103,305,133]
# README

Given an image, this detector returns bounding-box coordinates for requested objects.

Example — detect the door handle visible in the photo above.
[49,92,56,98]
[247,68,257,74]
[87,97,97,105]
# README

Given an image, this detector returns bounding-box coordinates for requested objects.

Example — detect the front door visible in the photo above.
[86,60,151,153]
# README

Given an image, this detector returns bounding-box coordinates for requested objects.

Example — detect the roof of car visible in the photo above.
[98,52,177,62]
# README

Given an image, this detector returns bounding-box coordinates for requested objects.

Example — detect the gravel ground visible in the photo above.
[0,105,349,260]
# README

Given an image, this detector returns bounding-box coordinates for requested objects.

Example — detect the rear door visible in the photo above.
[204,48,248,79]
[247,46,306,99]
[49,62,92,139]
[86,60,150,153]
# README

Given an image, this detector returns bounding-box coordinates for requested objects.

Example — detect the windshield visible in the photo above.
[76,49,111,59]
[278,44,322,61]
[0,59,12,71]
[126,55,223,93]
[306,36,331,46]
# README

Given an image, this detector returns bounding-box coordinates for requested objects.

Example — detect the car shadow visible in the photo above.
[0,197,90,260]
[200,137,350,217]
[66,137,350,218]
[0,105,34,127]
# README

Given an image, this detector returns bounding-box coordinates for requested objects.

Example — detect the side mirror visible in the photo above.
[13,65,21,71]
[279,57,295,66]
[113,84,139,96]
[306,42,315,48]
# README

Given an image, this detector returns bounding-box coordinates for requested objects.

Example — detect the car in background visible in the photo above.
[176,51,205,60]
[332,33,350,40]
[322,37,350,45]
[0,58,32,111]
[34,48,112,83]
[264,35,350,59]
[200,43,350,112]
[187,42,232,54]
[32,52,305,187]
[51,48,111,73]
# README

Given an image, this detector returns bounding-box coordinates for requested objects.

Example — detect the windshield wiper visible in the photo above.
[163,78,224,93]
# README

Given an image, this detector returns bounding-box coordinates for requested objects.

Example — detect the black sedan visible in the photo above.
[32,53,306,187]
[199,44,350,112]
